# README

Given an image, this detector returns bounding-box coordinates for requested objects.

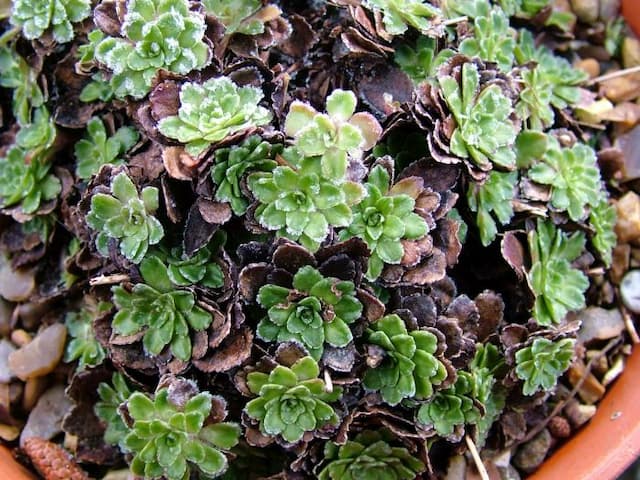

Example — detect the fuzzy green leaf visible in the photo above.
[11,0,91,43]
[363,0,441,36]
[528,138,602,222]
[123,385,238,480]
[364,315,446,405]
[244,356,340,443]
[527,220,589,325]
[158,77,272,156]
[515,338,575,395]
[439,63,517,171]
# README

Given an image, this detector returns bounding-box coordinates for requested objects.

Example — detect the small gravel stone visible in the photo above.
[567,361,606,404]
[10,329,32,347]
[621,270,640,313]
[615,192,640,245]
[20,384,73,447]
[0,340,16,383]
[564,400,597,428]
[8,324,67,381]
[513,429,552,473]
[0,261,35,302]
[577,307,625,343]
[23,376,48,411]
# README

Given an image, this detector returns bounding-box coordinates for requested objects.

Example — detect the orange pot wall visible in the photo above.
[623,0,640,37]
[2,5,640,480]
[0,443,34,479]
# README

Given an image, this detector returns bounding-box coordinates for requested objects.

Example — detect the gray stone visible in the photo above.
[577,307,625,343]
[0,340,16,383]
[20,384,73,447]
[621,270,640,313]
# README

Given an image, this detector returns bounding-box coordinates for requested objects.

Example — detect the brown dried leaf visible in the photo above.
[193,327,253,373]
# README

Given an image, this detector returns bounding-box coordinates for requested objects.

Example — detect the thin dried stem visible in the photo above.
[323,369,334,393]
[465,435,490,480]
[587,65,640,86]
[443,15,468,26]
[586,267,606,276]
[621,307,640,344]
[89,274,130,286]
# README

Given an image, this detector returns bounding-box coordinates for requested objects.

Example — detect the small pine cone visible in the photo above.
[548,416,572,439]
[22,437,88,480]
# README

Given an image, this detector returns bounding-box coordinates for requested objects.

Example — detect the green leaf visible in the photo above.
[367,165,390,193]
[467,170,517,246]
[376,238,404,263]
[198,444,228,475]
[292,266,323,293]
[515,338,575,395]
[326,89,357,122]
[324,318,353,347]
[527,138,602,222]
[291,356,320,380]
[589,197,616,267]
[257,284,289,308]
[527,220,589,325]
[440,63,517,171]
[128,392,155,420]
[199,423,241,449]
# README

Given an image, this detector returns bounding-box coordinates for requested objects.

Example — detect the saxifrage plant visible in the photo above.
[515,337,575,396]
[459,5,515,71]
[284,89,382,180]
[439,62,518,171]
[64,298,111,371]
[10,0,91,43]
[74,117,139,180]
[466,170,517,246]
[112,254,212,361]
[0,108,60,214]
[0,46,45,125]
[91,0,211,99]
[317,430,426,479]
[527,137,602,222]
[339,164,428,280]
[203,0,272,35]
[528,219,589,326]
[211,135,281,215]
[416,370,482,437]
[363,314,447,406]
[86,171,164,263]
[248,148,365,252]
[95,372,134,447]
[256,265,362,360]
[362,0,441,36]
[158,77,272,157]
[123,387,240,479]
[245,356,342,443]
